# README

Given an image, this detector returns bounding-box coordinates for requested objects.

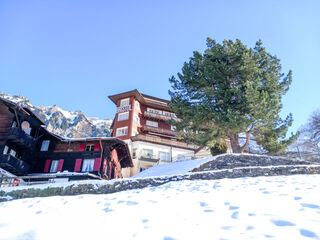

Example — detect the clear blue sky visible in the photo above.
[1,0,319,133]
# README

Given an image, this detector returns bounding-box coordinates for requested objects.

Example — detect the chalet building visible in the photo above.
[0,97,133,184]
[108,89,205,177]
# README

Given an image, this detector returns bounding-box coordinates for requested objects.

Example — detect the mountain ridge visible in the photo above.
[0,92,113,138]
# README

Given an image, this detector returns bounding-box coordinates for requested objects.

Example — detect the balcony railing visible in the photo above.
[0,154,30,175]
[138,154,160,163]
[7,127,36,148]
[131,134,198,150]
[143,111,179,122]
[117,104,131,113]
[142,125,177,136]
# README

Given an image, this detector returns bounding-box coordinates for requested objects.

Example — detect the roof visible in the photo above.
[108,89,172,111]
[0,97,45,125]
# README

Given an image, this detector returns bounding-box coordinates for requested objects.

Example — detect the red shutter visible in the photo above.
[74,158,82,172]
[79,144,85,152]
[94,143,100,151]
[44,160,51,173]
[93,158,101,171]
[57,159,64,172]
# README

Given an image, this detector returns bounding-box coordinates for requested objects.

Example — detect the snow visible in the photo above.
[132,155,219,178]
[88,117,112,128]
[0,174,320,240]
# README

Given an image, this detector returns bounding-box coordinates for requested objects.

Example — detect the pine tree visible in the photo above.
[169,38,297,153]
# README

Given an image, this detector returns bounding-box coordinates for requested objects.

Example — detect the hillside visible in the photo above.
[0,92,113,138]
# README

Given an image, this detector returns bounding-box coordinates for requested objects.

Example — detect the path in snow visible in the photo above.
[0,174,320,240]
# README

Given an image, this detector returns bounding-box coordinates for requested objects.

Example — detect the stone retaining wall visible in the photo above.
[1,163,320,202]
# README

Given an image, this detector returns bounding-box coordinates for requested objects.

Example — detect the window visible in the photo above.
[9,149,16,157]
[116,127,128,136]
[3,146,9,154]
[40,140,50,151]
[146,120,158,128]
[118,112,129,121]
[82,159,95,172]
[85,144,95,151]
[50,160,59,173]
[171,125,177,131]
[139,167,147,172]
[134,113,140,125]
[159,152,170,162]
[135,100,140,111]
[143,149,153,157]
[120,98,130,107]
[24,128,31,135]
[177,155,185,161]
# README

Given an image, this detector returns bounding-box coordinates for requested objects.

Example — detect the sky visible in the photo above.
[0,0,319,133]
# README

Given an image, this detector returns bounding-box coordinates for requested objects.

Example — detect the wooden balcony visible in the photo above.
[142,125,177,136]
[143,111,179,122]
[7,127,36,149]
[131,134,198,150]
[0,154,30,175]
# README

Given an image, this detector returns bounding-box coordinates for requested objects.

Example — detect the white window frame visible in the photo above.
[118,111,129,121]
[3,146,9,154]
[159,152,170,162]
[120,98,130,107]
[40,140,50,151]
[171,125,176,131]
[143,149,153,157]
[82,159,95,172]
[116,127,128,136]
[50,160,59,173]
[85,144,95,152]
[146,120,158,128]
[9,149,16,157]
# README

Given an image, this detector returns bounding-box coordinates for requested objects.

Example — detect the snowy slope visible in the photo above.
[132,156,217,179]
[0,92,112,138]
[0,174,320,240]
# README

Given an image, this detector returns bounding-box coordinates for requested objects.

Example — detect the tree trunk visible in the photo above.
[229,134,242,153]
[229,133,250,153]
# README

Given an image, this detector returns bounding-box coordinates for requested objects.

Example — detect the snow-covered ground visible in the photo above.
[132,156,217,178]
[1,174,320,240]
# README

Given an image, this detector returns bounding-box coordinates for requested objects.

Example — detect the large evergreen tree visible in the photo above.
[169,38,297,153]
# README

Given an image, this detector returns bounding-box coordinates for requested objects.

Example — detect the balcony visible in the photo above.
[7,127,36,149]
[143,111,179,122]
[131,134,198,150]
[0,154,30,175]
[142,125,177,136]
[138,154,160,163]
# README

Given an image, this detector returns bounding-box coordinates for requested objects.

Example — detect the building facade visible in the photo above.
[0,97,133,185]
[108,89,202,177]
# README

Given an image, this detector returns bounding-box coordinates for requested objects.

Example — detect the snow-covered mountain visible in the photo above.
[0,92,113,138]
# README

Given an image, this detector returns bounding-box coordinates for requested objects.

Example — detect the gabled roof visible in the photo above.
[0,97,45,125]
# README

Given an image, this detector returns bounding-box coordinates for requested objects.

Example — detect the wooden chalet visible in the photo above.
[0,97,133,184]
